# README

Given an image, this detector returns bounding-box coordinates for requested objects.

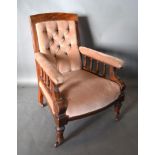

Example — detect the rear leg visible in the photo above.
[114,102,122,121]
[38,87,46,107]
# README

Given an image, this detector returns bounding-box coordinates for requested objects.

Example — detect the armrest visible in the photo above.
[79,46,124,69]
[35,52,64,85]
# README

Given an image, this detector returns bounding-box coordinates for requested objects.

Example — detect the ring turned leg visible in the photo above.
[114,102,122,121]
[54,126,65,147]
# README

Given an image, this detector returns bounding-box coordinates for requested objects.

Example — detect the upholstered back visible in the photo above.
[35,20,81,73]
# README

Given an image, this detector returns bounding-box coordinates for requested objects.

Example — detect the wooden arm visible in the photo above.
[79,46,124,69]
[79,47,125,91]
[35,52,64,85]
[35,53,68,124]
[109,66,125,91]
[38,63,68,116]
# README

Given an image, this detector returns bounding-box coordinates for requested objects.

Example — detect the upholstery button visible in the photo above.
[55,28,58,34]
[67,26,70,32]
[46,47,50,50]
[64,52,68,55]
[51,37,54,43]
[57,45,60,49]
[69,43,71,48]
[62,35,65,41]
[43,29,47,33]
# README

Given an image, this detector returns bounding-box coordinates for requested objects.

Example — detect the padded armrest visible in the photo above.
[35,52,64,85]
[79,46,124,69]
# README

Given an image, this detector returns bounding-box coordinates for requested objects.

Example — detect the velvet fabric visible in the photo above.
[35,52,64,85]
[35,18,122,118]
[39,70,121,118]
[79,46,124,68]
[36,20,81,74]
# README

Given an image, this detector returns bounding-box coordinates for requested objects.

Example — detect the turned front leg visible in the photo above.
[52,83,68,147]
[54,126,65,147]
[54,113,68,147]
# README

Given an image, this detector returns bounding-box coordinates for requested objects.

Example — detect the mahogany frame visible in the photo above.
[30,12,125,147]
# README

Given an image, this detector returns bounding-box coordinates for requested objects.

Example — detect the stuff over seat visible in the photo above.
[60,70,121,118]
[39,70,121,118]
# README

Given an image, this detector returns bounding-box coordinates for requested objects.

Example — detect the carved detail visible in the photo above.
[38,65,68,146]
[109,66,126,91]
[54,126,65,147]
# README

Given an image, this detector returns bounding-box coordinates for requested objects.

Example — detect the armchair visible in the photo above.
[30,13,125,147]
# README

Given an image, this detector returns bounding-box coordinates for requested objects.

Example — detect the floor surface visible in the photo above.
[17,78,138,155]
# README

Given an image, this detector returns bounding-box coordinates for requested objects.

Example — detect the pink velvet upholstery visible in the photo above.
[79,46,124,68]
[36,20,81,74]
[33,14,123,119]
[39,70,121,118]
[35,52,64,84]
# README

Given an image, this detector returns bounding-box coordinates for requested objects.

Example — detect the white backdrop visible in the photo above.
[17,0,138,84]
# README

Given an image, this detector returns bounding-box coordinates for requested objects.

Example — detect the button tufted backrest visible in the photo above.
[35,20,81,73]
[30,13,82,74]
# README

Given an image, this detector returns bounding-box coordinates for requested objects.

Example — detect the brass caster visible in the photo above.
[39,103,47,108]
[54,141,63,148]
[54,142,59,148]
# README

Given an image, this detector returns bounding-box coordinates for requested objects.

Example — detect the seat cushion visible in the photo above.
[59,70,121,118]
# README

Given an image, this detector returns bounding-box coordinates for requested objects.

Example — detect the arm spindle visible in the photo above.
[102,64,106,77]
[83,55,87,69]
[95,61,99,74]
[89,58,93,71]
